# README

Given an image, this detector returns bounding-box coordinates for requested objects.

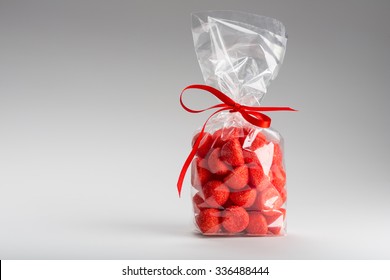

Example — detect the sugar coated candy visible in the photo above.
[191,125,287,236]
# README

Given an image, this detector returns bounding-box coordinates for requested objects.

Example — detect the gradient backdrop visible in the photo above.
[0,0,389,259]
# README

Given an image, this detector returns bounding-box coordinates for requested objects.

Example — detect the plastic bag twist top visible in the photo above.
[192,11,287,106]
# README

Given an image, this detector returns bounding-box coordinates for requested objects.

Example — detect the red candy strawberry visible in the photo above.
[196,208,221,234]
[246,212,268,235]
[243,149,261,166]
[222,206,249,233]
[248,165,265,189]
[243,150,269,190]
[191,158,211,190]
[208,147,230,176]
[272,143,283,166]
[253,187,283,210]
[278,187,287,204]
[211,129,224,147]
[192,132,213,158]
[220,138,244,167]
[213,127,242,147]
[229,186,257,208]
[238,126,251,145]
[203,180,230,208]
[192,193,207,214]
[250,132,267,150]
[224,165,248,190]
[190,125,287,236]
[254,174,273,192]
[270,164,286,191]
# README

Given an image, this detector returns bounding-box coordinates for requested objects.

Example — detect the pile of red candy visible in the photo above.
[191,126,286,236]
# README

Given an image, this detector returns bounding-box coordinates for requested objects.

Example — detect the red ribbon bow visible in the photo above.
[177,84,296,196]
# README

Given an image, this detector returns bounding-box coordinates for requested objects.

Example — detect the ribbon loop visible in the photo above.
[177,84,296,196]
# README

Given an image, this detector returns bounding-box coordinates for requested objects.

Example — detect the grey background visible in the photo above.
[0,0,389,259]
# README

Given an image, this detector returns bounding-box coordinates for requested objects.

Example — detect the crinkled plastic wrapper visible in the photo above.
[189,11,288,236]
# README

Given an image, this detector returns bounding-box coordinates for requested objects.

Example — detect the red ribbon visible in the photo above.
[177,84,296,196]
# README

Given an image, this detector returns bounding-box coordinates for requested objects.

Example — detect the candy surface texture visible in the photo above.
[191,125,287,236]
